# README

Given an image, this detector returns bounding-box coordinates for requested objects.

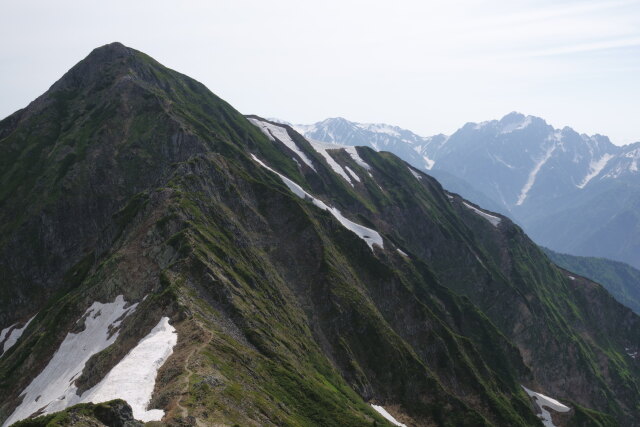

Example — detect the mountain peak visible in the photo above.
[500,111,526,122]
[49,42,148,94]
[84,41,133,62]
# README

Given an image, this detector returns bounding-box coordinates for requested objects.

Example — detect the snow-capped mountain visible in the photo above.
[295,117,447,172]
[295,113,640,268]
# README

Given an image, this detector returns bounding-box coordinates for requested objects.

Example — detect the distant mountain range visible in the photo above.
[294,114,640,269]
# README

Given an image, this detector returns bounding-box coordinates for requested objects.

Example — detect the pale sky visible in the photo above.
[1,0,639,144]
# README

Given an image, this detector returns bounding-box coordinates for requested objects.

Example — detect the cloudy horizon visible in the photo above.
[2,0,639,145]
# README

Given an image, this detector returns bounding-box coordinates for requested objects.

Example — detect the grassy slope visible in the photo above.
[543,247,640,315]
[1,43,638,426]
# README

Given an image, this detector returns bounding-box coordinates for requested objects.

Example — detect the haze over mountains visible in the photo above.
[3,42,640,427]
[295,114,640,269]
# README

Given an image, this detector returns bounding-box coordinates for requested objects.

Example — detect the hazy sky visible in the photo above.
[2,0,639,144]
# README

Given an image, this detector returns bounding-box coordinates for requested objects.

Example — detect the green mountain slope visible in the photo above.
[543,247,640,315]
[0,43,638,426]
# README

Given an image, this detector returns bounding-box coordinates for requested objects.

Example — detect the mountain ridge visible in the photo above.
[1,43,639,426]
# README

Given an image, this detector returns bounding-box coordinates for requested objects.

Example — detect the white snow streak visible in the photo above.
[248,118,316,171]
[371,405,407,427]
[522,386,570,427]
[251,155,383,250]
[0,325,11,347]
[0,315,35,356]
[462,202,501,227]
[309,140,353,185]
[344,146,372,171]
[423,155,435,170]
[516,144,557,206]
[81,317,177,422]
[345,166,361,183]
[493,155,515,169]
[3,296,138,427]
[409,168,423,180]
[577,153,613,189]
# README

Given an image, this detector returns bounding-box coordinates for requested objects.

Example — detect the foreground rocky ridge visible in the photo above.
[0,43,638,426]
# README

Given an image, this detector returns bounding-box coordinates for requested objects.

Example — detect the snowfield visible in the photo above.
[3,296,177,426]
[248,118,317,171]
[0,315,35,356]
[371,405,407,427]
[3,296,138,426]
[522,386,570,427]
[81,317,177,421]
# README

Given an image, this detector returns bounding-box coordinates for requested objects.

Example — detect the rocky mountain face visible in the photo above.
[1,43,640,426]
[297,115,640,269]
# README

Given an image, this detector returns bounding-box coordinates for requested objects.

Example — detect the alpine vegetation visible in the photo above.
[1,43,639,427]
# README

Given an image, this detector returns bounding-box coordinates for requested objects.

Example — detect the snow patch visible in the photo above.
[522,386,570,427]
[3,296,138,427]
[423,155,435,170]
[251,155,383,250]
[81,317,177,422]
[371,405,407,427]
[345,166,361,183]
[462,202,501,227]
[396,249,409,257]
[568,276,576,281]
[344,146,372,171]
[308,140,354,185]
[248,118,316,171]
[577,153,613,189]
[516,144,557,206]
[0,315,35,356]
[409,168,422,180]
[0,325,11,347]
